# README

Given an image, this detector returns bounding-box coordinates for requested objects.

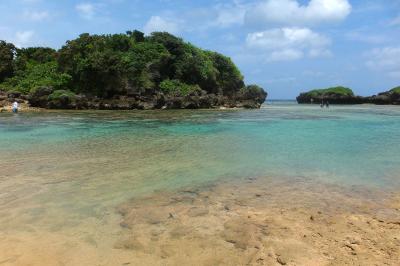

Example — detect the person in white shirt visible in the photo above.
[12,101,19,113]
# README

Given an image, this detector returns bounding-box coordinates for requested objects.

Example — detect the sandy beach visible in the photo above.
[0,176,399,266]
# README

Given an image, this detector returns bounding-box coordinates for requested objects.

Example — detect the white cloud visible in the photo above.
[247,27,330,49]
[76,3,96,20]
[246,27,331,61]
[23,10,49,21]
[346,31,387,44]
[141,3,246,34]
[268,49,304,61]
[143,16,181,34]
[213,4,246,27]
[366,47,400,78]
[245,0,351,27]
[180,0,351,30]
[14,31,35,47]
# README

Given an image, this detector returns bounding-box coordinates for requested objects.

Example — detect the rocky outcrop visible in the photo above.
[297,86,400,105]
[365,88,400,105]
[24,85,267,110]
[296,87,365,104]
[0,90,29,109]
[297,93,365,104]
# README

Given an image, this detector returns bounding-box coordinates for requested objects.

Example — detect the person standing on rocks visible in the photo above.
[12,101,19,113]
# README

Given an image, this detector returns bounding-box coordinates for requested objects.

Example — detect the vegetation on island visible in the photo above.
[296,86,362,104]
[389,86,400,94]
[0,31,266,109]
[305,86,354,97]
[297,85,400,105]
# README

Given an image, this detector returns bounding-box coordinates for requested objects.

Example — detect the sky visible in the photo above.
[0,0,400,99]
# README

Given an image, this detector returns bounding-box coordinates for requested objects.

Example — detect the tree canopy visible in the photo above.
[0,41,16,83]
[305,86,354,97]
[390,86,400,94]
[0,30,257,99]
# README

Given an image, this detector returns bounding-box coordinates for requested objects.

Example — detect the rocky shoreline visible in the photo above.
[365,89,400,105]
[0,86,267,111]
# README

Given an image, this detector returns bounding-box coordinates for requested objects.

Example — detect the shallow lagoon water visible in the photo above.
[0,102,400,265]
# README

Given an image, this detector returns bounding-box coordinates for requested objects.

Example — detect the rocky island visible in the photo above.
[366,86,400,105]
[0,31,267,110]
[297,86,400,105]
[296,86,364,104]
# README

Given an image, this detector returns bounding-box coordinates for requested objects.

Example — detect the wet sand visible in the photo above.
[1,176,399,266]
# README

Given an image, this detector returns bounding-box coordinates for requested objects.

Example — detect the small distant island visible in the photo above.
[0,31,267,110]
[297,86,400,105]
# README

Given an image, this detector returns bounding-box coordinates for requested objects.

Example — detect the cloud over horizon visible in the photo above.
[245,0,352,27]
[0,0,399,98]
[246,27,331,61]
[366,46,400,78]
[143,16,181,35]
[76,3,96,20]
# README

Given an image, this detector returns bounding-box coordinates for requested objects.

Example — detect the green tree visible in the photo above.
[58,33,126,96]
[1,61,71,94]
[206,51,244,95]
[0,40,16,82]
[14,47,57,73]
[2,30,257,103]
[127,30,145,43]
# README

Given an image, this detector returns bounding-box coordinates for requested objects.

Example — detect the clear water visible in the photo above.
[0,102,400,262]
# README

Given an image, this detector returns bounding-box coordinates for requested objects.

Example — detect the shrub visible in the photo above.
[0,61,71,94]
[390,86,400,94]
[307,86,354,97]
[159,79,202,96]
[48,90,76,101]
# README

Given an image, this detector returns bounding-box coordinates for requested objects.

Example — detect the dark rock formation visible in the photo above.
[0,90,28,109]
[297,93,365,104]
[25,85,267,110]
[365,87,400,105]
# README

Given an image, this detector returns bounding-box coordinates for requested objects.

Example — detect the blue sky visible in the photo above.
[1,0,399,99]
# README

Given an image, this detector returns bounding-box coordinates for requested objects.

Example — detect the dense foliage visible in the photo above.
[306,86,354,97]
[0,46,71,94]
[159,79,201,96]
[390,86,400,94]
[0,41,16,83]
[1,61,71,94]
[0,31,252,99]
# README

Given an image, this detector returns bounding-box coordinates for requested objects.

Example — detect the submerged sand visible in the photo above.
[0,176,399,265]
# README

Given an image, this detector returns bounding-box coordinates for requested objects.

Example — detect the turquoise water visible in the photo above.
[0,102,400,264]
[0,103,400,224]
[1,103,400,193]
